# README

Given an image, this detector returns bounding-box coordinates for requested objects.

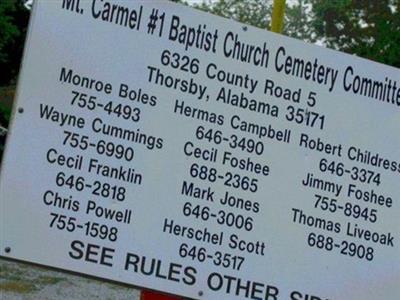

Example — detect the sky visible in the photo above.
[186,0,299,6]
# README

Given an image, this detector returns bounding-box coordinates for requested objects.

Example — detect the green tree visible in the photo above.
[0,0,29,86]
[194,0,272,29]
[285,0,316,43]
[192,0,316,43]
[190,0,399,67]
[305,0,400,67]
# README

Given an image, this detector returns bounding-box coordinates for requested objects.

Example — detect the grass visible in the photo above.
[0,85,14,123]
[0,281,37,293]
[36,275,65,285]
[0,262,66,294]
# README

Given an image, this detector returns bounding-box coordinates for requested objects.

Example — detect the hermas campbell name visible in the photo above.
[68,240,329,300]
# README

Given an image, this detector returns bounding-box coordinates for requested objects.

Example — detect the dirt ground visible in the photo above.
[0,258,140,300]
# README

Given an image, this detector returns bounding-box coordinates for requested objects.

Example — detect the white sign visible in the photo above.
[1,1,399,299]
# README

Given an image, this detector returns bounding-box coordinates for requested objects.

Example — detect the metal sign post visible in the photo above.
[271,0,286,33]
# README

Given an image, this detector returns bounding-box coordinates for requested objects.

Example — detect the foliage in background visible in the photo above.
[306,0,400,68]
[0,1,28,160]
[0,102,11,123]
[285,0,317,43]
[0,93,11,160]
[191,0,400,68]
[192,0,316,43]
[194,0,272,29]
[0,0,29,86]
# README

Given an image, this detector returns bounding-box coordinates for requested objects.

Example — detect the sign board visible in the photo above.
[1,1,399,299]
